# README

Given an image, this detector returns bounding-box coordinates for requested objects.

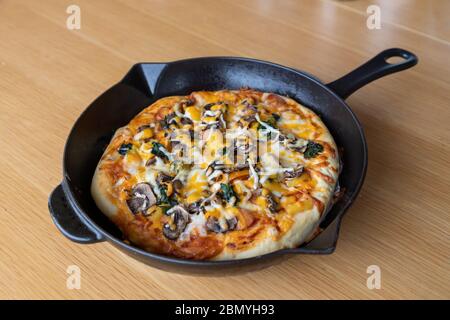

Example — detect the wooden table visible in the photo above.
[0,0,448,299]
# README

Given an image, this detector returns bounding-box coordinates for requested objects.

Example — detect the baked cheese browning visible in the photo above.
[91,89,339,260]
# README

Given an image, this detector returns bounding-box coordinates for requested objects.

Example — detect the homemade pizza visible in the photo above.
[91,89,339,260]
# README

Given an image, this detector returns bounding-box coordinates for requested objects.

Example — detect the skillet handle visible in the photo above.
[122,63,168,97]
[48,184,105,244]
[327,48,418,100]
[285,216,342,254]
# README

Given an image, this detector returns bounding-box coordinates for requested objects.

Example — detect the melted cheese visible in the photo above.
[184,169,208,203]
[184,106,201,121]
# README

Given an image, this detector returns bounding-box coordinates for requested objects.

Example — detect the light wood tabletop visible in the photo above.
[0,0,449,299]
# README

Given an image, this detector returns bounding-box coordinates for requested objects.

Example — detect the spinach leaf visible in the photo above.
[258,114,279,130]
[220,183,237,203]
[151,142,168,160]
[303,141,324,159]
[156,184,178,214]
[157,184,169,205]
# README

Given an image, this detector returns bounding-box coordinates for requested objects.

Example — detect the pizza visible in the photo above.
[91,89,339,260]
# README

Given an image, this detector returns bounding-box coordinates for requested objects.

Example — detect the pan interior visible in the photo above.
[63,57,366,246]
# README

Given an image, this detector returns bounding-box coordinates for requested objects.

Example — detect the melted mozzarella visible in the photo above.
[184,169,208,203]
[179,212,207,240]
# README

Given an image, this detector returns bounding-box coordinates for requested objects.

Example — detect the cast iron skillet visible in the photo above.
[48,48,417,274]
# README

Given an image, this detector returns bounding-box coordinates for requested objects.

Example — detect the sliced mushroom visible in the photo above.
[239,104,257,124]
[212,162,248,173]
[267,193,280,213]
[172,179,183,194]
[283,165,304,179]
[206,217,222,233]
[226,217,238,231]
[206,216,237,233]
[243,115,256,123]
[145,157,156,166]
[170,140,180,147]
[204,122,220,130]
[157,172,174,183]
[186,200,205,215]
[160,113,176,129]
[137,124,151,132]
[162,205,190,240]
[284,135,308,152]
[180,117,193,125]
[126,183,157,215]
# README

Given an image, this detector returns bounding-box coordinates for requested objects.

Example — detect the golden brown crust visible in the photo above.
[91,89,339,260]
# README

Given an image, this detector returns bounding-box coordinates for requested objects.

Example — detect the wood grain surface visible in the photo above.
[0,0,449,299]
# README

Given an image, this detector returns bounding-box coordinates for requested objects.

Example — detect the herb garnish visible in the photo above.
[258,114,279,130]
[220,183,237,203]
[303,141,324,159]
[151,142,168,160]
[156,184,178,214]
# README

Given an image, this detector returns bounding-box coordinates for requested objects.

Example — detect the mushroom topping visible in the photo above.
[206,217,222,233]
[137,124,151,132]
[162,205,190,240]
[242,115,256,123]
[160,113,176,129]
[226,216,238,230]
[283,165,304,179]
[212,162,248,173]
[187,200,203,214]
[126,183,157,215]
[145,157,156,166]
[267,193,279,213]
[157,172,173,184]
[180,117,193,125]
[172,179,183,194]
[206,216,238,233]
[204,122,220,130]
[282,134,308,152]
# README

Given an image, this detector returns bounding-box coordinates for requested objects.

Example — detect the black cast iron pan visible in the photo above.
[48,48,417,274]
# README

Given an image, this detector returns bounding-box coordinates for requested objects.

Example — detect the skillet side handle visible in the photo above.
[48,184,105,244]
[327,48,418,100]
[122,63,168,97]
[286,217,342,254]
